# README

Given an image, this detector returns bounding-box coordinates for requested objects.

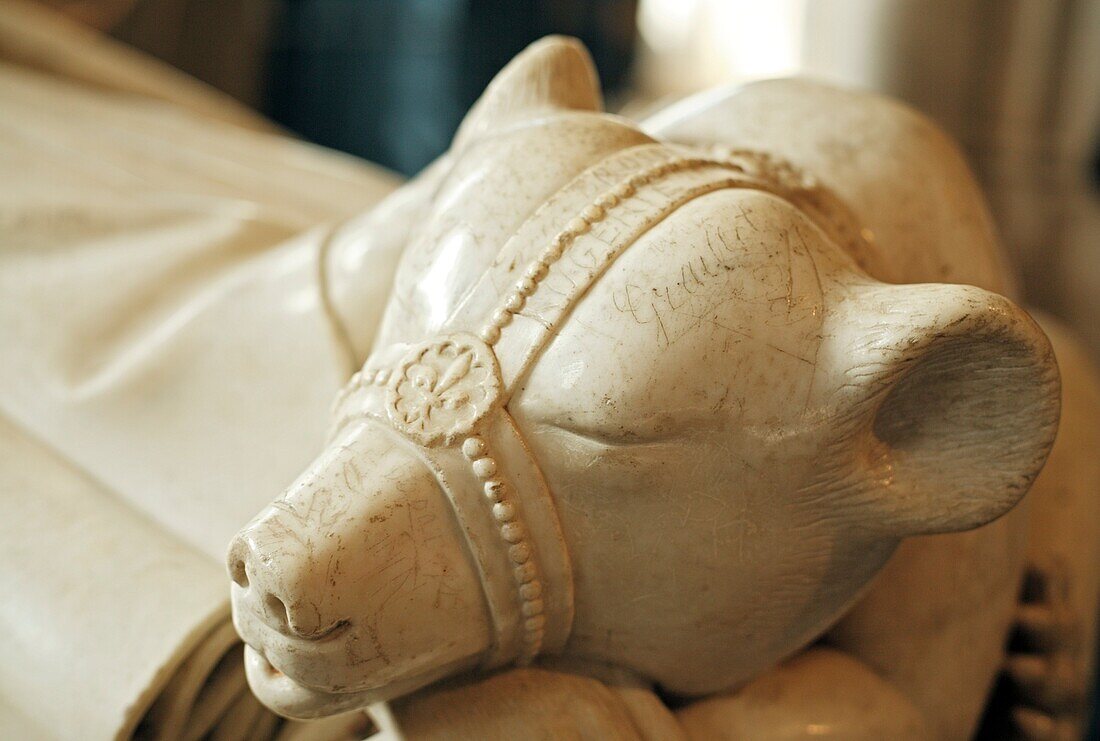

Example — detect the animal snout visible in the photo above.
[227,526,345,642]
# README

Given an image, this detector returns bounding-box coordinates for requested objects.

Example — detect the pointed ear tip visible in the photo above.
[520,34,595,66]
[513,34,602,98]
[453,35,603,147]
[526,34,589,55]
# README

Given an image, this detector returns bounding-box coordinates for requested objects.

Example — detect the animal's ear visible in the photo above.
[454,36,602,149]
[827,282,1060,536]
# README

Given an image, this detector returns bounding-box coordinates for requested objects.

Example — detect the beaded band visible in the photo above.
[332,142,856,668]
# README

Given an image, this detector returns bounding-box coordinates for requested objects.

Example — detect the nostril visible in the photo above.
[263,592,291,630]
[230,559,249,589]
[226,536,253,589]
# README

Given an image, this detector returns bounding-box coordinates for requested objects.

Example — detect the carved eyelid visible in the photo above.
[535,416,688,449]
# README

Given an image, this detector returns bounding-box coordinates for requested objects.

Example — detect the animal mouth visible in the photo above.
[291,618,351,643]
[232,598,360,702]
[252,646,284,678]
[244,644,373,720]
[249,588,352,643]
[243,641,476,721]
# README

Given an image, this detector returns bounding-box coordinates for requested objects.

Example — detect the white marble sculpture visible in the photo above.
[228,38,1097,739]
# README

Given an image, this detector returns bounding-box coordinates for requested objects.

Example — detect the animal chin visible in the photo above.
[244,645,377,720]
[243,642,482,720]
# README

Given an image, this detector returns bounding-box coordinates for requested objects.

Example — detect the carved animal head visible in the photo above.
[228,38,1060,718]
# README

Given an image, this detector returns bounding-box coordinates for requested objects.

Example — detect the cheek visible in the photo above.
[338,487,483,623]
[526,426,871,602]
[319,455,494,689]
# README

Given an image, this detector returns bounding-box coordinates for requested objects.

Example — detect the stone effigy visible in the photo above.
[228,38,1098,739]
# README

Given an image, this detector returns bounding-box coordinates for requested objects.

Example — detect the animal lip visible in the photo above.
[245,639,347,696]
[243,644,373,720]
[253,646,282,677]
[296,618,351,643]
[252,593,351,642]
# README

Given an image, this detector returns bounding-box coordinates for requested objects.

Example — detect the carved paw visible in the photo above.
[990,561,1091,741]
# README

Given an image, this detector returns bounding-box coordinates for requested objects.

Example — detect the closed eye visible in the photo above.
[526,420,684,450]
[525,406,707,447]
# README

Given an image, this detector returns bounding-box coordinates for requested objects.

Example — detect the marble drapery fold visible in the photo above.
[0,3,401,737]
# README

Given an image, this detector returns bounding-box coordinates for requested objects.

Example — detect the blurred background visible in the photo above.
[49,0,1099,362]
[27,0,1100,737]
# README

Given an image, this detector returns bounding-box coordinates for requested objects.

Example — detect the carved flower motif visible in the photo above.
[386,334,502,447]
